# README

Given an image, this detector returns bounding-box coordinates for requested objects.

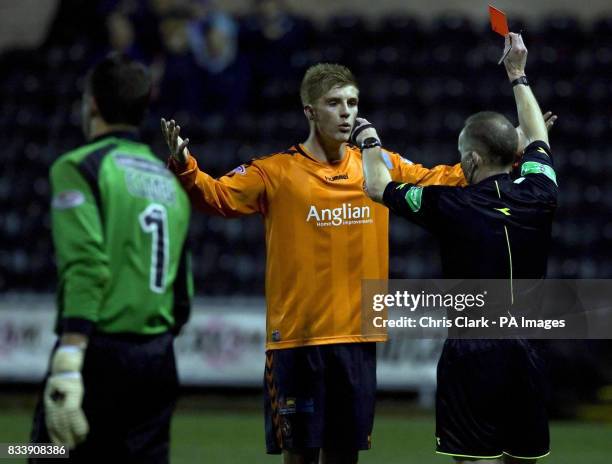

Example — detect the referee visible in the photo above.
[358,33,557,463]
[30,53,192,463]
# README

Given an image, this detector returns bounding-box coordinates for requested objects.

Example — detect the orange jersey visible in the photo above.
[171,144,465,349]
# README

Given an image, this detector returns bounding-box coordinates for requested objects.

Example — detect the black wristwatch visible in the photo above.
[361,137,382,150]
[511,76,529,87]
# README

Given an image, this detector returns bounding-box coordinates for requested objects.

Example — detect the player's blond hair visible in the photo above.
[300,63,358,106]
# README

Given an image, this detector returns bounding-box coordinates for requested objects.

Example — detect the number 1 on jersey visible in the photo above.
[139,204,169,293]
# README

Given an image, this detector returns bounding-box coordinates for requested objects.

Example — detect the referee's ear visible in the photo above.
[460,150,482,184]
[304,105,315,121]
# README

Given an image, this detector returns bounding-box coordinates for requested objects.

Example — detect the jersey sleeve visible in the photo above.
[517,141,557,186]
[382,181,448,231]
[169,154,267,217]
[50,159,111,335]
[384,149,467,187]
[513,140,558,206]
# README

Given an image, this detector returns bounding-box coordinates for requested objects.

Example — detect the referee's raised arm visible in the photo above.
[503,32,549,147]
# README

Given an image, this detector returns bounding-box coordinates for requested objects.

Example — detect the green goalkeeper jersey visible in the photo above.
[50,131,192,335]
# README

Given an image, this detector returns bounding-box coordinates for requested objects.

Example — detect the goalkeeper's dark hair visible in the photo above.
[85,52,151,126]
[462,111,518,165]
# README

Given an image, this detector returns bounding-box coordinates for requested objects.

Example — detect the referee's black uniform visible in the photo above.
[383,140,558,460]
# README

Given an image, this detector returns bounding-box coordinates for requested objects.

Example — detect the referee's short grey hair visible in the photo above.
[462,111,518,165]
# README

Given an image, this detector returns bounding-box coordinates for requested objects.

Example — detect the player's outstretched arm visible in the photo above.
[543,111,557,132]
[353,117,391,203]
[161,118,190,165]
[160,118,267,217]
[503,32,549,147]
[516,111,557,154]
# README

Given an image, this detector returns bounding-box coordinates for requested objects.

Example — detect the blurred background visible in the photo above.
[1,0,611,462]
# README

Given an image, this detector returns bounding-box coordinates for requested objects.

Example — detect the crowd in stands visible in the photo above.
[1,0,612,293]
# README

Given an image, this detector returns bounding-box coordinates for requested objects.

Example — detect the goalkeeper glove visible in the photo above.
[44,345,89,448]
[350,117,381,148]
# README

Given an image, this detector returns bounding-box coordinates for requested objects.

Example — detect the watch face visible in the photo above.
[513,76,529,86]
[361,137,381,149]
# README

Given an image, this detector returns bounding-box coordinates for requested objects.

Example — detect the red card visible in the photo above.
[489,5,509,36]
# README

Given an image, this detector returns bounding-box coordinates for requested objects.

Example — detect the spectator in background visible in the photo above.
[149,0,187,16]
[101,1,165,63]
[188,5,250,119]
[190,11,238,74]
[244,0,305,49]
[43,0,108,48]
[107,12,148,62]
[154,7,203,115]
[241,0,309,109]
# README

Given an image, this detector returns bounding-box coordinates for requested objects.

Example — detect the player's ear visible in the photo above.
[89,96,101,118]
[81,93,99,140]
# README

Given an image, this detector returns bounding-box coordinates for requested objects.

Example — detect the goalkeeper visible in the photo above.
[30,53,192,463]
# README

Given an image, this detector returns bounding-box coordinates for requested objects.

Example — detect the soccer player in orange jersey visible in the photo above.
[161,63,465,464]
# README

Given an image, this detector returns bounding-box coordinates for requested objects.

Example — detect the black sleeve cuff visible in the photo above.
[59,317,96,336]
[524,140,552,158]
[382,181,401,208]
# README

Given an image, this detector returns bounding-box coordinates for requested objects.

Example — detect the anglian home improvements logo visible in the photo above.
[306,203,373,227]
